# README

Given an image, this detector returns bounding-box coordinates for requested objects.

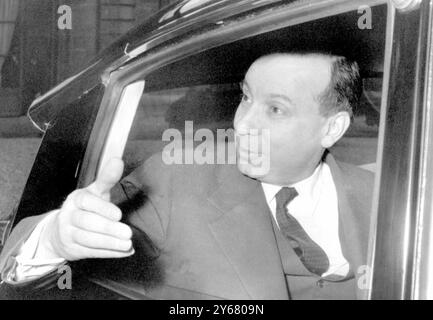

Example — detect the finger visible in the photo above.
[73,191,122,221]
[71,211,132,240]
[72,228,133,252]
[88,158,124,200]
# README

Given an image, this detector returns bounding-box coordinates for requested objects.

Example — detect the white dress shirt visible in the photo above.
[261,162,350,277]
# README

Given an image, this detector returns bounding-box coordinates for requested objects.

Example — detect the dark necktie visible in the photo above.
[275,187,330,276]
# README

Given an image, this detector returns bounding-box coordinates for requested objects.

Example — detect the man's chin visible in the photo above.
[236,162,268,180]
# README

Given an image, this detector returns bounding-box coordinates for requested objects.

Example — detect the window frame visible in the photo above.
[78,0,394,298]
[370,1,433,300]
[80,0,390,187]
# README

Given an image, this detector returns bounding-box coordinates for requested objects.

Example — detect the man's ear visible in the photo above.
[321,111,351,148]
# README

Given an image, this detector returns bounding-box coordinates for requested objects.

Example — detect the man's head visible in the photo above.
[234,53,361,185]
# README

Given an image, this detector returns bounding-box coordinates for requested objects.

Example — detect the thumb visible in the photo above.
[87,158,124,200]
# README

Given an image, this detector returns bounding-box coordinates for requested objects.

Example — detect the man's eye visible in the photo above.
[240,93,251,103]
[270,106,283,115]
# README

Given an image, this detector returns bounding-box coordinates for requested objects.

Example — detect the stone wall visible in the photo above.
[56,0,99,82]
[0,0,179,115]
[57,0,178,82]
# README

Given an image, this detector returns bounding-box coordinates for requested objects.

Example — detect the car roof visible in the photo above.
[96,0,296,62]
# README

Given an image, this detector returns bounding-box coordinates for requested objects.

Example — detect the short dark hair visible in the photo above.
[316,55,362,118]
[256,52,362,117]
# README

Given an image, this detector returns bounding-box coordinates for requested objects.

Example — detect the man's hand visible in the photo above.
[37,158,134,261]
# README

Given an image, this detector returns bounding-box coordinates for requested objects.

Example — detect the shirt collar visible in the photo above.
[261,162,324,206]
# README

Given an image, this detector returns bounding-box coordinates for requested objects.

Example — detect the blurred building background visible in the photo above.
[0,0,178,117]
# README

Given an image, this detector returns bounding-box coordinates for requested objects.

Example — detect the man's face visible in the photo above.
[233,55,333,185]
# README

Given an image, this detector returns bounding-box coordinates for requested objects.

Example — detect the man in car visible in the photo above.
[0,52,373,299]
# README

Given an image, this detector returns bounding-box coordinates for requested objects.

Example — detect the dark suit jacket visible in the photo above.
[0,152,374,299]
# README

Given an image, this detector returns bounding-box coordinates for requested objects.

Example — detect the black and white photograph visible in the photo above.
[0,0,432,303]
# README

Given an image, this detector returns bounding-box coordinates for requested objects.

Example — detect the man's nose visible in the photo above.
[234,104,260,135]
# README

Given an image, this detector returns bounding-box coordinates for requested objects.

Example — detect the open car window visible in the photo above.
[93,2,390,299]
[121,4,387,173]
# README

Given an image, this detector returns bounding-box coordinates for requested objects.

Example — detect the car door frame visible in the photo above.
[76,0,393,299]
[369,0,433,300]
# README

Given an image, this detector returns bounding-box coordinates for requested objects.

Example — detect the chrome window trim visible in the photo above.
[125,0,389,65]
[391,0,422,11]
[96,81,145,178]
[413,0,433,300]
[366,2,395,300]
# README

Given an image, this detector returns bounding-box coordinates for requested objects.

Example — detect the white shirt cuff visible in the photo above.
[12,211,65,282]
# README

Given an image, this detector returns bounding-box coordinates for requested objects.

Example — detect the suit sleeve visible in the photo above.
[0,153,172,295]
[0,212,68,294]
[0,214,49,277]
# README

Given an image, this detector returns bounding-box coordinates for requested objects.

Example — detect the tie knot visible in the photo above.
[275,187,298,208]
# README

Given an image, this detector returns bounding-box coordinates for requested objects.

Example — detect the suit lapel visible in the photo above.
[326,154,371,299]
[206,165,289,300]
[204,154,371,300]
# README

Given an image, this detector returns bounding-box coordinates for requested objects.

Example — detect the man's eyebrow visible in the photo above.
[268,93,294,104]
[239,80,250,90]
